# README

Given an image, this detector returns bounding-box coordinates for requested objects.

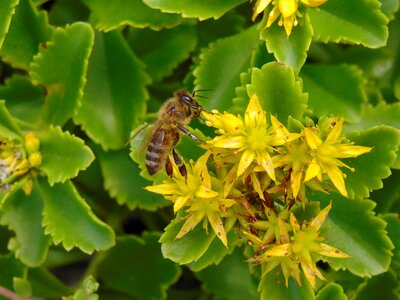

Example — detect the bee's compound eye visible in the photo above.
[181,95,192,103]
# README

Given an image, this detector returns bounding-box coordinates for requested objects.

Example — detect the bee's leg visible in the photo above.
[177,124,203,142]
[165,156,173,177]
[172,149,187,178]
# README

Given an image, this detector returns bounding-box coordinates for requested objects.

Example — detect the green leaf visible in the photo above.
[247,62,308,124]
[193,25,259,111]
[28,267,72,298]
[128,26,197,82]
[196,249,259,300]
[301,64,366,123]
[260,13,313,72]
[0,0,19,50]
[0,184,51,267]
[188,229,238,271]
[315,282,347,300]
[143,0,247,20]
[98,233,181,300]
[48,0,89,26]
[160,216,217,264]
[0,0,52,70]
[259,272,314,300]
[371,169,400,213]
[83,0,183,31]
[74,30,149,150]
[30,22,94,126]
[37,178,115,254]
[0,100,22,138]
[38,126,94,185]
[353,270,399,300]
[94,145,167,211]
[380,0,400,20]
[0,254,25,290]
[381,213,400,265]
[308,0,389,48]
[344,126,400,199]
[315,193,393,277]
[0,75,45,128]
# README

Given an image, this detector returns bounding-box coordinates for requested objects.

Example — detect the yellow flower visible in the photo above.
[203,94,299,184]
[252,0,328,36]
[145,152,236,246]
[253,203,348,288]
[303,118,372,197]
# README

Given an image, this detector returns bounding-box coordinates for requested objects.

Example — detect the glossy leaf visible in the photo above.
[196,249,259,300]
[143,0,247,20]
[48,0,89,26]
[247,62,308,124]
[301,64,366,123]
[315,282,347,300]
[74,30,149,150]
[344,126,400,199]
[94,145,167,211]
[37,178,115,254]
[160,216,217,264]
[193,25,259,111]
[0,184,51,267]
[128,26,197,82]
[84,0,183,31]
[188,229,238,271]
[315,193,393,277]
[30,22,94,126]
[259,272,314,300]
[98,233,181,300]
[0,255,25,290]
[308,0,389,48]
[0,100,22,138]
[38,126,94,185]
[260,13,313,72]
[0,0,52,69]
[382,213,400,266]
[353,270,399,300]
[0,0,19,50]
[371,170,400,214]
[0,75,45,127]
[28,267,73,298]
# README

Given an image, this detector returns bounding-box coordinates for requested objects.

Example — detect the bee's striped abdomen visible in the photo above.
[146,128,175,175]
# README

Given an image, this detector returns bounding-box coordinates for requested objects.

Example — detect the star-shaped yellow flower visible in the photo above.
[203,94,299,184]
[252,0,328,36]
[303,118,372,197]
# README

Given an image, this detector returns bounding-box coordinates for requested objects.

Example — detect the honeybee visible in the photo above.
[135,90,204,178]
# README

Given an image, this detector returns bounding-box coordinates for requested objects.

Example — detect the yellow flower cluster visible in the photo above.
[252,0,328,36]
[0,132,42,195]
[145,94,371,288]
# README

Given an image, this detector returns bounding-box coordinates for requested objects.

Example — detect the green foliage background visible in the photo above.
[0,0,399,299]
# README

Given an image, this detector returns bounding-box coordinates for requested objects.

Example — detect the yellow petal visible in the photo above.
[326,117,344,143]
[214,135,245,148]
[290,213,300,233]
[325,164,347,197]
[203,111,243,134]
[195,185,219,199]
[252,0,273,20]
[334,144,372,158]
[207,211,228,247]
[291,168,303,198]
[257,151,276,181]
[173,196,190,213]
[145,183,178,195]
[310,202,331,230]
[270,115,301,145]
[300,261,317,289]
[176,212,204,240]
[319,243,349,258]
[250,172,265,200]
[304,128,322,149]
[237,149,255,177]
[279,0,298,17]
[245,94,266,129]
[263,243,292,257]
[304,158,321,182]
[223,165,238,197]
[266,5,280,28]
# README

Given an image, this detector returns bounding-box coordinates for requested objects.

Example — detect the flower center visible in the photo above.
[247,128,268,151]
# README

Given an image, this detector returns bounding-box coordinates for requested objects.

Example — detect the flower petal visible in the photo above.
[319,243,349,258]
[252,0,273,20]
[263,243,291,257]
[304,158,321,182]
[301,0,327,7]
[145,183,178,195]
[173,196,189,213]
[279,0,298,17]
[310,202,331,230]
[257,151,276,181]
[207,211,228,247]
[326,117,344,143]
[237,149,255,177]
[245,94,266,129]
[304,128,322,149]
[195,185,219,199]
[176,212,204,240]
[334,144,372,158]
[203,111,243,134]
[214,135,245,149]
[325,164,347,197]
[291,168,303,198]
